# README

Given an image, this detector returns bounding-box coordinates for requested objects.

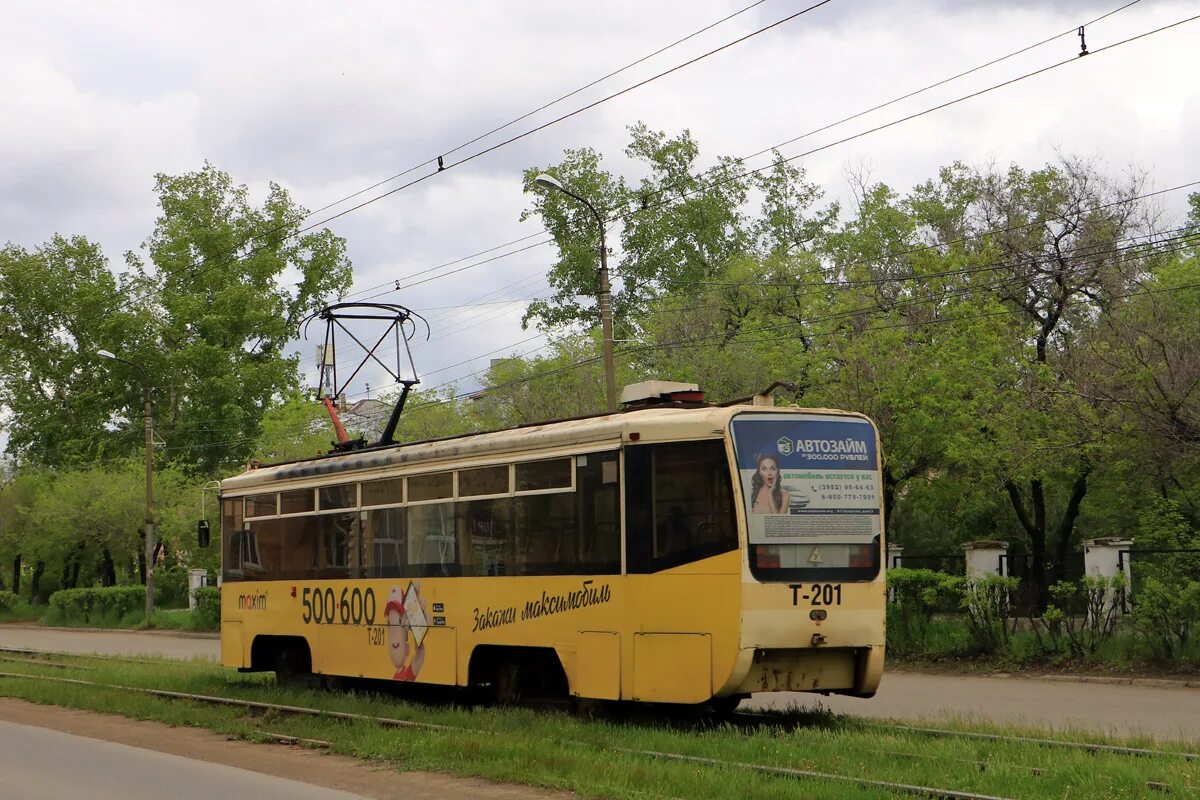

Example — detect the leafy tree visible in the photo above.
[521,126,834,340]
[252,392,340,464]
[0,237,146,466]
[123,163,353,471]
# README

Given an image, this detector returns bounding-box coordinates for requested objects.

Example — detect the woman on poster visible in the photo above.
[750,454,791,514]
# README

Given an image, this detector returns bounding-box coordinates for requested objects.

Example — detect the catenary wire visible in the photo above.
[344,0,1156,319]
[97,0,838,323]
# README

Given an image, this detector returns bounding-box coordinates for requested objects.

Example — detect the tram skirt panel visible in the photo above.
[575,631,620,700]
[632,633,711,704]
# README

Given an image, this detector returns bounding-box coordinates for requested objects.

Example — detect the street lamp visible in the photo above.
[98,349,156,627]
[533,173,618,413]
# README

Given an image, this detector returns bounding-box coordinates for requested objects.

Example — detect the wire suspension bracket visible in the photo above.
[301,302,429,451]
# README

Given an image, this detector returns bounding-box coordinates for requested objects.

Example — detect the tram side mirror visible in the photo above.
[197,519,211,549]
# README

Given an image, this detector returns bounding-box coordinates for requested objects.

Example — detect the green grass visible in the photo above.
[149,607,217,632]
[0,654,1195,799]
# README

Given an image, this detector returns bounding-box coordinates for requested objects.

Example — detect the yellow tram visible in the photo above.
[218,384,886,706]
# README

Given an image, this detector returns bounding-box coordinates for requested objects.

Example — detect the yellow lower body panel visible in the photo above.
[633,633,711,703]
[575,631,620,699]
[220,621,245,669]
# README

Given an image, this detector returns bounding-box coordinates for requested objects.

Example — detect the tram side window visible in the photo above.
[222,498,245,580]
[314,511,359,578]
[513,492,576,575]
[625,440,738,573]
[242,520,277,576]
[577,453,620,574]
[364,507,406,578]
[407,502,459,577]
[459,498,512,576]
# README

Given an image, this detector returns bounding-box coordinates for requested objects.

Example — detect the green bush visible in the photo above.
[0,590,19,612]
[1029,575,1125,659]
[1132,577,1200,659]
[0,590,36,622]
[46,586,146,627]
[193,586,221,631]
[153,566,190,609]
[937,574,1019,655]
[886,568,960,657]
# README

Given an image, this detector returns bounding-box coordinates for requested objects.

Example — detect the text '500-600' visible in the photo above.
[301,586,378,626]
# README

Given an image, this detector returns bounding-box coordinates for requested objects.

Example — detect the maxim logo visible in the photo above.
[238,592,267,611]
[777,436,793,456]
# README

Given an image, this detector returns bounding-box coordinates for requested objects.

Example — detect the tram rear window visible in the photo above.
[731,412,882,582]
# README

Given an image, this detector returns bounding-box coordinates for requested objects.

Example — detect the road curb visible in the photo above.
[0,623,219,641]
[889,667,1200,690]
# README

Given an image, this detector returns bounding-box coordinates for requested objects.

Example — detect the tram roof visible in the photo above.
[220,402,864,493]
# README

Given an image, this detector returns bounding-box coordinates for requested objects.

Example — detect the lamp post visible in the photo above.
[98,349,155,627]
[533,173,618,413]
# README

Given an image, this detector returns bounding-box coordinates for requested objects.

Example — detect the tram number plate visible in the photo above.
[789,583,842,606]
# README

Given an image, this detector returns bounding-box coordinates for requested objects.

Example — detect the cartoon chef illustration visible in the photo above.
[385,581,427,681]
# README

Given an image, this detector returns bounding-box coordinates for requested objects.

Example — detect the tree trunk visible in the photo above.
[883,465,898,534]
[31,561,45,602]
[11,555,19,596]
[101,548,116,587]
[1051,468,1090,584]
[1006,478,1048,609]
[137,537,147,586]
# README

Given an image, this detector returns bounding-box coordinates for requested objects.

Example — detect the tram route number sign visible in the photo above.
[789,583,842,607]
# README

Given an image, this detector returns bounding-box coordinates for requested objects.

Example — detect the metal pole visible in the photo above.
[143,384,155,627]
[534,177,619,413]
[597,226,617,413]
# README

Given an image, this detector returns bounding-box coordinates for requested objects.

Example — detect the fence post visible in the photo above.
[963,540,1008,578]
[1083,538,1133,614]
[187,569,208,610]
[886,545,903,603]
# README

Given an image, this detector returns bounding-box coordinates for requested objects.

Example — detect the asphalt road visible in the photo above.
[0,718,371,800]
[3,625,1198,741]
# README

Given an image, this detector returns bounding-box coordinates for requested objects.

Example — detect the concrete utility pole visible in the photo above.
[533,173,618,413]
[98,349,155,627]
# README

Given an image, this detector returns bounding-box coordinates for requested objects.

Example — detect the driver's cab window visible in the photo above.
[625,440,738,572]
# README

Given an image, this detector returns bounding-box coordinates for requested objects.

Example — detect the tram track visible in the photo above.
[732,710,1200,762]
[1,650,1194,797]
[0,668,1021,800]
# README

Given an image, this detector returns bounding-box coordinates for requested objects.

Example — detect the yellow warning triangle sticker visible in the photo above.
[808,547,822,564]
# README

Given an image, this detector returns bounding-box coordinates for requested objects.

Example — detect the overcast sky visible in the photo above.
[3,0,1198,412]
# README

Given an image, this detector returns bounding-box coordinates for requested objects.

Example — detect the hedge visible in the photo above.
[47,586,146,626]
[0,590,21,612]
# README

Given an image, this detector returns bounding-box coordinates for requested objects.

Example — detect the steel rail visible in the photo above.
[732,711,1200,762]
[887,724,1200,763]
[0,669,1024,800]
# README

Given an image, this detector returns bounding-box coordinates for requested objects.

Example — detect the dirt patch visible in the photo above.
[0,697,568,800]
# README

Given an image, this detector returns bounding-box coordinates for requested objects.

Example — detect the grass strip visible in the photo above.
[0,655,1195,800]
